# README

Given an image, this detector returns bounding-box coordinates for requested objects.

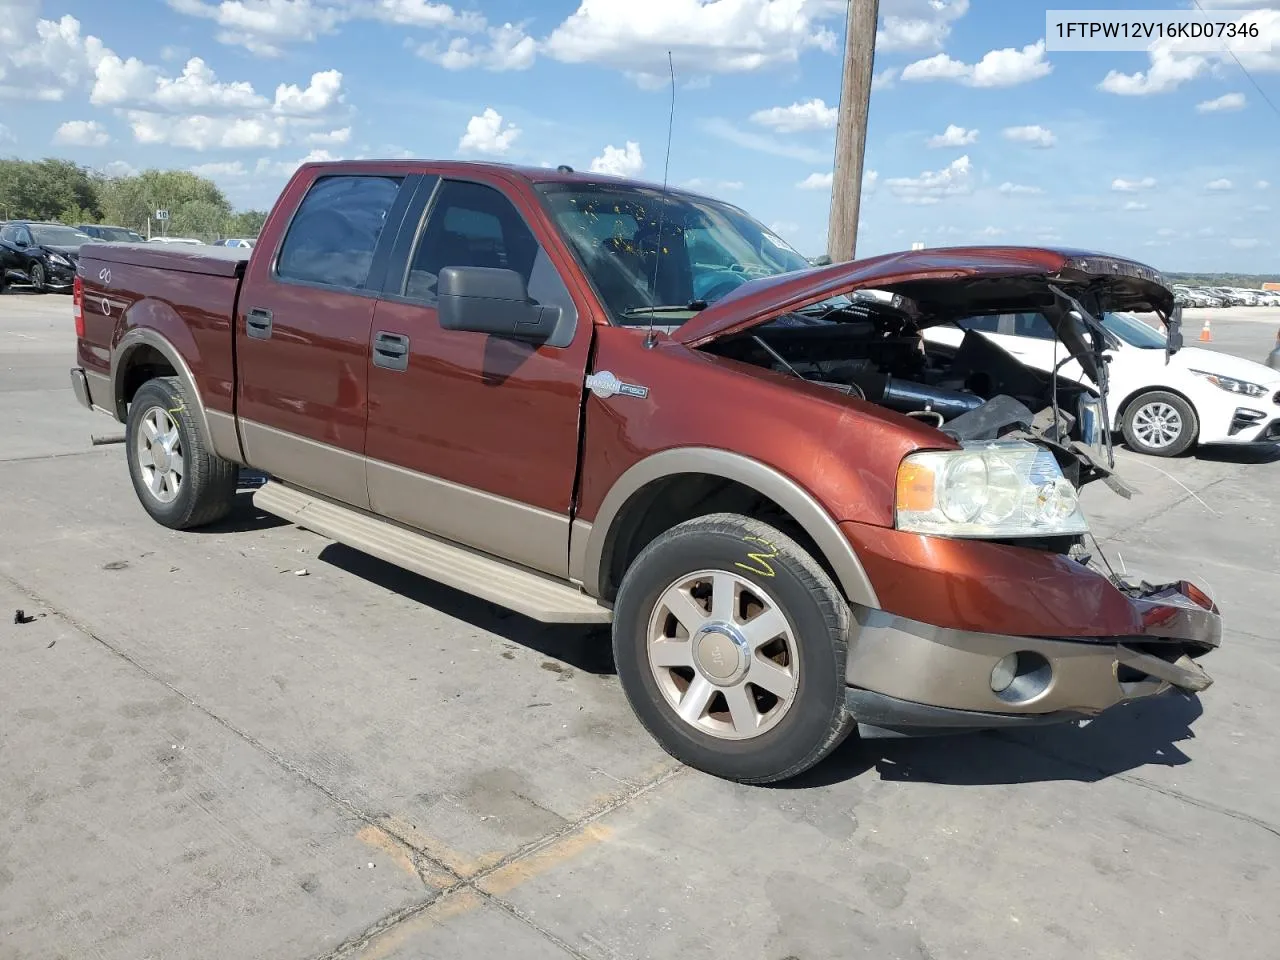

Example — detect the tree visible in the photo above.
[0,158,102,221]
[99,169,231,236]
[224,209,268,238]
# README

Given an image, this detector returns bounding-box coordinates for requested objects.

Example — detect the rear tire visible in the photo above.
[1122,390,1198,457]
[612,513,855,784]
[125,377,237,529]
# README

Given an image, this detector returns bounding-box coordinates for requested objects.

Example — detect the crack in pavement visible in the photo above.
[2,569,683,960]
[1098,474,1231,544]
[0,448,116,465]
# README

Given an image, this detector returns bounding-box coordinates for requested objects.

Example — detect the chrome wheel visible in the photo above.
[135,406,184,504]
[646,569,799,741]
[1131,401,1184,450]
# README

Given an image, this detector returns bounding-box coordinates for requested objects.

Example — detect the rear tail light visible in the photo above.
[73,275,84,338]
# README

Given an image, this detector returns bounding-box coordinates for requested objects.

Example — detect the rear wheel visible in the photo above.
[29,261,46,293]
[125,376,237,529]
[612,513,854,784]
[1122,390,1198,457]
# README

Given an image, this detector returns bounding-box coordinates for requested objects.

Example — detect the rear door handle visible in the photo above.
[373,331,410,372]
[245,308,273,339]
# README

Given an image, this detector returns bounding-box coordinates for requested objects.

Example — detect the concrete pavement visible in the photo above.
[2,291,1277,959]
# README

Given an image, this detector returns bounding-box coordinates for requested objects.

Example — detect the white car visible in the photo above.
[148,236,203,245]
[923,310,1280,456]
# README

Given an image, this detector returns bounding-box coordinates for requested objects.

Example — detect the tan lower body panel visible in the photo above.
[366,459,569,578]
[205,409,243,465]
[253,480,611,624]
[240,419,369,511]
[84,370,115,415]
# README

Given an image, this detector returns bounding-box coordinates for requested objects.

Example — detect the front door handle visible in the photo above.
[373,331,410,371]
[245,308,273,340]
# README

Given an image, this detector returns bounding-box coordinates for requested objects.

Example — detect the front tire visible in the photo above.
[125,377,237,529]
[1122,390,1198,457]
[29,261,46,293]
[612,513,855,784]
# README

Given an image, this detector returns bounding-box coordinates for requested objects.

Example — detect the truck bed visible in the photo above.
[82,242,251,277]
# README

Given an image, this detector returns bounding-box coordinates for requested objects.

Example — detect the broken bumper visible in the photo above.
[844,600,1217,737]
[70,367,92,410]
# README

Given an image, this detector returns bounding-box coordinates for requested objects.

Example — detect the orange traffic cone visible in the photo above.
[1199,318,1212,342]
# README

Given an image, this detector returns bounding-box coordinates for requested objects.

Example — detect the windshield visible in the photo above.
[30,225,92,247]
[537,183,810,325]
[97,227,142,242]
[1101,311,1166,349]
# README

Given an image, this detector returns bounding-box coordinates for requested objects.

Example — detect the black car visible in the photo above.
[77,224,145,243]
[0,221,94,293]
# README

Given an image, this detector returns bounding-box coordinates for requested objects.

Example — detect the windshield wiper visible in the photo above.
[622,300,708,317]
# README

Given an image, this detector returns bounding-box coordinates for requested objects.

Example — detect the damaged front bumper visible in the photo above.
[844,578,1220,738]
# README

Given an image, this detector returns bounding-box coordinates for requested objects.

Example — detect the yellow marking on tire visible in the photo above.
[735,535,780,578]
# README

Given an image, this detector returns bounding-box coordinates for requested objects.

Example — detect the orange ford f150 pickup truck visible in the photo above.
[71,160,1220,783]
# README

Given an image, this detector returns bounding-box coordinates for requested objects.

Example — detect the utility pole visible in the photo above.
[827,0,880,263]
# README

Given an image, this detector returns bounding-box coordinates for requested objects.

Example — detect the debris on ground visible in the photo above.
[102,560,129,571]
[14,609,35,624]
[294,569,309,577]
[46,640,55,649]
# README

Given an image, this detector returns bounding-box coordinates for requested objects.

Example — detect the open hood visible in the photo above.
[675,247,1176,361]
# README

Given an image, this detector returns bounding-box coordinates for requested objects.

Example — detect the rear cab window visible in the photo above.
[275,174,404,291]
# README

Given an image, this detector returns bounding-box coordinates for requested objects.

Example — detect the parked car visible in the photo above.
[70,161,1221,783]
[212,238,256,249]
[924,310,1280,455]
[0,220,92,293]
[148,236,203,245]
[78,224,145,243]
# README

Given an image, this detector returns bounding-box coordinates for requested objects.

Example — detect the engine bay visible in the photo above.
[702,292,1118,489]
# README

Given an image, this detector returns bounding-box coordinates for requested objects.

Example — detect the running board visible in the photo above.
[253,481,612,624]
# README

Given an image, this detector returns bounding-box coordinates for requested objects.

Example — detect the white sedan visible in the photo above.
[924,310,1280,456]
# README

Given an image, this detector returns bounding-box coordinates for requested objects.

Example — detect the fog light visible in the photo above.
[991,654,1018,693]
[989,651,1053,704]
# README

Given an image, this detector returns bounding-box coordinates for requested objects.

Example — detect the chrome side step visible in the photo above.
[253,480,612,624]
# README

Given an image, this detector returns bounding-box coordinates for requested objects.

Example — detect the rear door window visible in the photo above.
[276,175,403,290]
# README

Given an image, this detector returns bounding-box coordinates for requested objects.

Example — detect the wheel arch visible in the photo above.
[110,326,214,450]
[575,448,880,609]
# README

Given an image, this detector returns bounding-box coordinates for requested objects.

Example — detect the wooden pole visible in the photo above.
[827,0,880,263]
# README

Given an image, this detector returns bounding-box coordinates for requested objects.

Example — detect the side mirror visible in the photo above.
[438,266,560,343]
[14,237,28,248]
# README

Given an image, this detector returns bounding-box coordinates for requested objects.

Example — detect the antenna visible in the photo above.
[644,51,677,349]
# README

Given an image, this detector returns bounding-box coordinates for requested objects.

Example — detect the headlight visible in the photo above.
[46,252,71,266]
[895,440,1088,538]
[1189,369,1265,398]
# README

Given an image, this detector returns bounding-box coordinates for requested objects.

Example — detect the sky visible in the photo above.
[0,0,1277,272]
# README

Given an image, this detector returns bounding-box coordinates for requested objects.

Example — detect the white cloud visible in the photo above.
[683,178,743,192]
[769,221,800,236]
[543,0,842,80]
[0,123,13,144]
[457,108,520,155]
[190,160,248,178]
[871,67,898,90]
[1122,201,1148,211]
[704,118,828,163]
[1002,124,1055,148]
[1098,46,1206,95]
[998,182,1042,195]
[1230,238,1261,249]
[885,155,973,205]
[1207,178,1234,191]
[927,124,977,148]
[0,11,101,101]
[749,98,836,132]
[253,148,342,178]
[306,126,352,145]
[1197,92,1246,113]
[590,140,645,177]
[1111,176,1156,192]
[53,119,110,146]
[101,160,138,178]
[979,226,1004,237]
[1256,180,1270,190]
[876,0,970,52]
[863,169,878,192]
[418,23,537,71]
[1156,227,1178,237]
[797,171,833,190]
[371,0,486,31]
[126,110,289,150]
[272,69,343,115]
[167,0,347,56]
[902,40,1051,88]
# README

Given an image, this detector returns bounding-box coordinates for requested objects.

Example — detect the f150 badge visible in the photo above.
[586,371,649,400]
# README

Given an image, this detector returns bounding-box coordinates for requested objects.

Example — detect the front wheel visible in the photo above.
[125,376,238,529]
[29,261,46,293]
[612,513,855,784]
[1122,390,1198,457]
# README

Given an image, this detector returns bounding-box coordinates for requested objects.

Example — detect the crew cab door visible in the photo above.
[363,174,595,578]
[235,171,420,508]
